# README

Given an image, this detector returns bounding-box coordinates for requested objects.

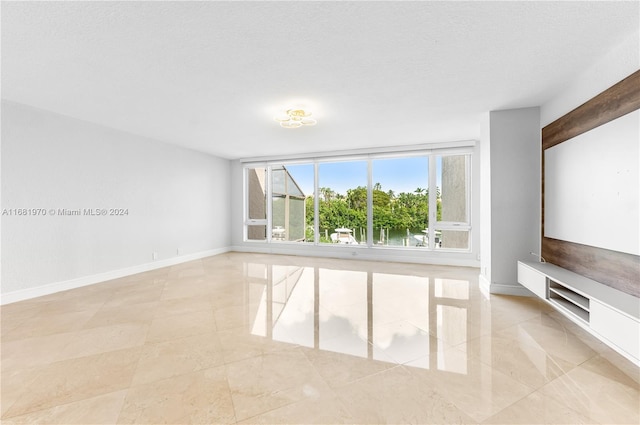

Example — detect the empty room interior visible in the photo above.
[1,1,639,424]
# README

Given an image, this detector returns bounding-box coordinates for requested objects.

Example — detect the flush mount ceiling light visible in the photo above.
[274,108,317,128]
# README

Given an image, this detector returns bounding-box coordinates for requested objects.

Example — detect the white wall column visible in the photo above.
[480,107,540,295]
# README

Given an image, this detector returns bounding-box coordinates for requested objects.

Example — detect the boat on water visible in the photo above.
[330,228,359,244]
[414,229,442,247]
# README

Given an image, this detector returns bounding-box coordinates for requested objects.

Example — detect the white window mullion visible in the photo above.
[243,167,249,241]
[367,159,373,247]
[266,166,273,243]
[466,155,472,249]
[428,155,437,250]
[314,162,319,245]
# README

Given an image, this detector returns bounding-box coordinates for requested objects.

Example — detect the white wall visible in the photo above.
[229,145,481,268]
[541,29,639,126]
[480,107,541,295]
[1,101,230,302]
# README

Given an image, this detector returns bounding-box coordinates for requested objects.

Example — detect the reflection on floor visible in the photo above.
[1,252,639,424]
[247,263,473,373]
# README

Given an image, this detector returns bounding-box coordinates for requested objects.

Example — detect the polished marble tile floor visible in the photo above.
[1,252,639,424]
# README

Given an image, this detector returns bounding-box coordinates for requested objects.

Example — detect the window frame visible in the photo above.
[244,165,269,242]
[431,153,473,251]
[242,145,474,252]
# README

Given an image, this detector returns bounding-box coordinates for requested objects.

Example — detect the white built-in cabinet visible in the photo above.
[517,261,640,366]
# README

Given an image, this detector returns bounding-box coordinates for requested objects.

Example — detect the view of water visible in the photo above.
[375,228,426,247]
[322,228,425,247]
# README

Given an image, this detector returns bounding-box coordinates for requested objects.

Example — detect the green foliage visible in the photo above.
[306,184,438,233]
[305,225,315,242]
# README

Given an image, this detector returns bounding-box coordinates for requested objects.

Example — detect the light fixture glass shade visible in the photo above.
[274,107,316,128]
[280,120,302,128]
[301,117,317,126]
[288,109,311,118]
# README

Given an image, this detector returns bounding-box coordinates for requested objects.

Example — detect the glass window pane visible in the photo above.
[318,161,367,245]
[247,167,266,220]
[286,173,305,197]
[372,157,428,247]
[247,225,266,241]
[272,167,286,195]
[270,164,313,243]
[288,198,306,241]
[438,229,469,250]
[437,155,468,223]
[272,196,286,239]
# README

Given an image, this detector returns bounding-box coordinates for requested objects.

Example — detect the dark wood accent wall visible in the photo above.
[542,71,640,150]
[541,70,640,298]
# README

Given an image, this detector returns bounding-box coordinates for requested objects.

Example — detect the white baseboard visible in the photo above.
[479,274,534,297]
[490,282,534,296]
[0,247,230,305]
[230,244,481,268]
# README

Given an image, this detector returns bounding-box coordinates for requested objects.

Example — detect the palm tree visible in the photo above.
[319,187,335,202]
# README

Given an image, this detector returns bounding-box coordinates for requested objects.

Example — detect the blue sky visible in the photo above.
[286,157,442,197]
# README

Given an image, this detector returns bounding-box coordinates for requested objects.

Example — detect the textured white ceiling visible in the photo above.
[2,1,638,159]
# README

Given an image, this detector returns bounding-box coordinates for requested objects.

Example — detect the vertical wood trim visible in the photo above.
[541,70,640,298]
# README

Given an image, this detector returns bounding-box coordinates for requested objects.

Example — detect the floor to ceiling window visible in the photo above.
[243,147,472,252]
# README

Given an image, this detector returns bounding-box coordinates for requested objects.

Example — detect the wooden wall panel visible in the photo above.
[543,70,640,150]
[541,70,640,298]
[542,238,640,297]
